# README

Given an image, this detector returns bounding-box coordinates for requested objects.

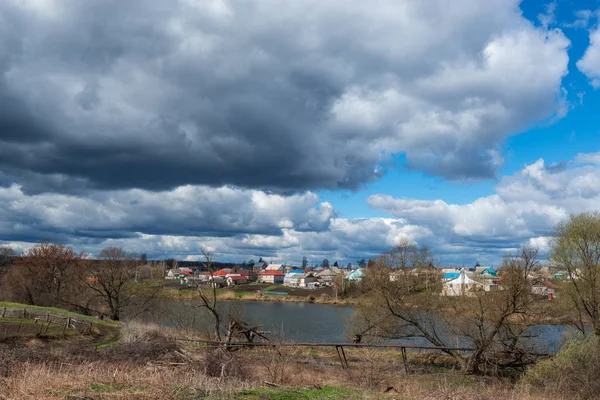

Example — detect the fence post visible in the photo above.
[1,307,5,318]
[62,317,70,335]
[401,347,410,374]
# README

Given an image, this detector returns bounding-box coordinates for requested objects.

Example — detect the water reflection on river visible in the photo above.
[138,299,574,353]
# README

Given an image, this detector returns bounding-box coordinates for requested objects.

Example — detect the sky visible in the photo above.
[0,0,599,266]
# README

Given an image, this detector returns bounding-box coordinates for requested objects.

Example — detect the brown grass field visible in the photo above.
[0,312,568,400]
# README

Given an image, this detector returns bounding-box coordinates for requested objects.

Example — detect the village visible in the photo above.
[165,260,560,299]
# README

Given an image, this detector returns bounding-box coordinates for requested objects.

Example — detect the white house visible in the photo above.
[284,270,305,287]
[265,264,285,272]
[531,280,556,297]
[298,273,317,288]
[442,270,483,296]
[258,270,285,284]
[226,275,249,286]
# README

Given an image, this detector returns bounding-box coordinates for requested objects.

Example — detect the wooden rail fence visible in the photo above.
[0,307,95,336]
[175,338,476,374]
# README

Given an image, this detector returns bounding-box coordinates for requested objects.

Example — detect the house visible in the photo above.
[532,280,556,297]
[226,275,249,286]
[212,268,232,278]
[442,270,483,296]
[348,269,364,282]
[197,271,211,282]
[316,268,338,285]
[442,272,460,281]
[475,267,497,277]
[258,270,285,284]
[178,269,195,279]
[298,273,317,288]
[265,264,285,273]
[284,270,305,287]
[166,269,177,279]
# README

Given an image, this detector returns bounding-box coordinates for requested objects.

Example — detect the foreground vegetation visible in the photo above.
[0,314,581,400]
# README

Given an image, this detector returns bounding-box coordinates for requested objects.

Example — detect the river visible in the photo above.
[140,299,573,353]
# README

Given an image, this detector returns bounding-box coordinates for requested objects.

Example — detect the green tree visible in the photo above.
[552,211,600,335]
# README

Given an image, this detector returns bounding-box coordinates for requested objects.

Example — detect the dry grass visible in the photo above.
[0,322,574,400]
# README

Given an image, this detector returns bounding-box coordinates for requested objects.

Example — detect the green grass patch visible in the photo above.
[0,302,119,327]
[234,386,371,400]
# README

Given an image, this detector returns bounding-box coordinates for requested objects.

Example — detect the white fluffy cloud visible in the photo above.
[0,185,334,241]
[578,24,600,87]
[368,155,600,264]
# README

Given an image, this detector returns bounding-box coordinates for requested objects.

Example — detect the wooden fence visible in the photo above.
[175,338,476,374]
[0,307,95,336]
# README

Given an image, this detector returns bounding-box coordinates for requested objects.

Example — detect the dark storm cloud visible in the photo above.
[0,0,569,194]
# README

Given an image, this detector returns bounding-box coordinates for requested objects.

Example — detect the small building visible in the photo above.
[298,273,317,288]
[212,268,233,278]
[226,275,249,286]
[284,270,305,287]
[442,270,483,296]
[178,269,195,279]
[265,264,285,272]
[166,269,177,279]
[317,268,338,285]
[442,272,460,281]
[532,280,556,297]
[348,269,364,282]
[258,270,285,284]
[475,267,497,277]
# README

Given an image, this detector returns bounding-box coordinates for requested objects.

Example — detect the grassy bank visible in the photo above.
[0,304,574,400]
[0,301,121,347]
[160,284,360,305]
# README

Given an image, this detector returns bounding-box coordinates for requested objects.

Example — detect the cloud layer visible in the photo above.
[368,154,600,263]
[0,0,569,193]
[2,154,599,265]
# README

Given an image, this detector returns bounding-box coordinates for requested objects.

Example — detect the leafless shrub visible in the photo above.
[200,348,248,380]
[346,347,397,390]
[103,329,182,364]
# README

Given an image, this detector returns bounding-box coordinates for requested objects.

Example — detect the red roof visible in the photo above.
[213,269,232,277]
[179,270,194,276]
[259,270,284,276]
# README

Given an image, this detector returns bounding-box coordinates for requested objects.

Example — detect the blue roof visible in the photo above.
[443,272,460,279]
[289,269,304,274]
[479,268,497,276]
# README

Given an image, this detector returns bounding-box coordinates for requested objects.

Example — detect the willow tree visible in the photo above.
[552,211,600,335]
[353,243,537,374]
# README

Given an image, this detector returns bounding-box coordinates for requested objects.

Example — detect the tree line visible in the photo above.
[351,211,600,374]
[0,243,162,321]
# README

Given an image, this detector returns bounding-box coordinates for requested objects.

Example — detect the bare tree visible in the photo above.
[81,247,160,321]
[5,242,84,307]
[353,244,538,374]
[0,247,16,276]
[196,250,223,342]
[552,211,600,335]
[450,246,538,373]
[379,238,433,269]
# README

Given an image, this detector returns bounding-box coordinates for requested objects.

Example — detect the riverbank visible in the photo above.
[159,284,571,327]
[160,283,361,305]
